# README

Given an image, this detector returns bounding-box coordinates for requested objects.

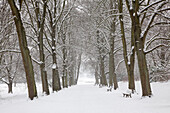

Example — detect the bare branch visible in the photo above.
[141,1,168,42]
[145,33,159,46]
[140,0,164,13]
[145,44,170,54]
[0,76,9,85]
[150,21,170,28]
[0,49,21,54]
[31,57,43,65]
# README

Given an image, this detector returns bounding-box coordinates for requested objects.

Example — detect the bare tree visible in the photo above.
[7,0,37,100]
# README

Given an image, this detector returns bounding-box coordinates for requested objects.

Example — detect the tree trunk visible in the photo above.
[35,0,49,95]
[109,49,118,89]
[62,43,68,88]
[47,0,61,92]
[109,0,118,89]
[135,42,152,96]
[7,0,37,100]
[128,21,135,93]
[96,30,107,86]
[75,53,82,84]
[133,1,152,96]
[100,56,107,86]
[52,49,61,91]
[118,0,135,93]
[69,68,75,86]
[94,63,99,85]
[51,26,61,92]
[69,51,75,86]
[8,81,13,93]
[135,35,152,96]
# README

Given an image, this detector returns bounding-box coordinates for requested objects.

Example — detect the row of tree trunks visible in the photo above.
[7,0,37,100]
[6,0,82,99]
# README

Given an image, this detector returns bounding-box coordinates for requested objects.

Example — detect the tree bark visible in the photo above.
[94,63,99,85]
[51,22,61,92]
[47,0,62,92]
[134,24,152,96]
[97,30,107,86]
[7,0,37,100]
[118,0,135,93]
[52,49,61,92]
[62,33,68,88]
[128,18,135,93]
[69,50,76,86]
[75,53,82,84]
[100,56,107,86]
[8,81,13,93]
[109,0,118,90]
[132,0,152,96]
[35,0,49,95]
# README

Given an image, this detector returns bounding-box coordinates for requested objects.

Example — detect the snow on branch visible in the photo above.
[52,0,68,27]
[157,7,170,12]
[139,0,146,5]
[96,13,125,28]
[114,47,123,54]
[145,37,170,51]
[144,44,170,54]
[31,57,43,65]
[141,1,168,41]
[0,20,14,35]
[158,14,170,20]
[58,2,75,32]
[52,63,56,69]
[140,0,164,13]
[150,21,170,28]
[0,76,9,85]
[0,49,21,54]
[145,33,159,46]
[115,59,125,73]
[125,0,132,12]
[98,29,110,51]
[150,74,168,82]
[101,9,118,14]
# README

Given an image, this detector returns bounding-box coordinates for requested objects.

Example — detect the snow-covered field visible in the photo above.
[0,78,170,113]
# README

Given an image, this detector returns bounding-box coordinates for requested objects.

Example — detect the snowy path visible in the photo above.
[0,82,170,113]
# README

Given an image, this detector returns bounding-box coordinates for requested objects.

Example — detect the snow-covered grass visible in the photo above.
[0,79,170,113]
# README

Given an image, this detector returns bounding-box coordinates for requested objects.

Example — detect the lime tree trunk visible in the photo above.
[7,0,37,100]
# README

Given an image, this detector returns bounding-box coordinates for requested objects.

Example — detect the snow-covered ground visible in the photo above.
[0,78,170,113]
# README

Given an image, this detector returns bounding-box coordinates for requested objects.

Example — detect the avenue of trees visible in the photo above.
[0,0,169,100]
